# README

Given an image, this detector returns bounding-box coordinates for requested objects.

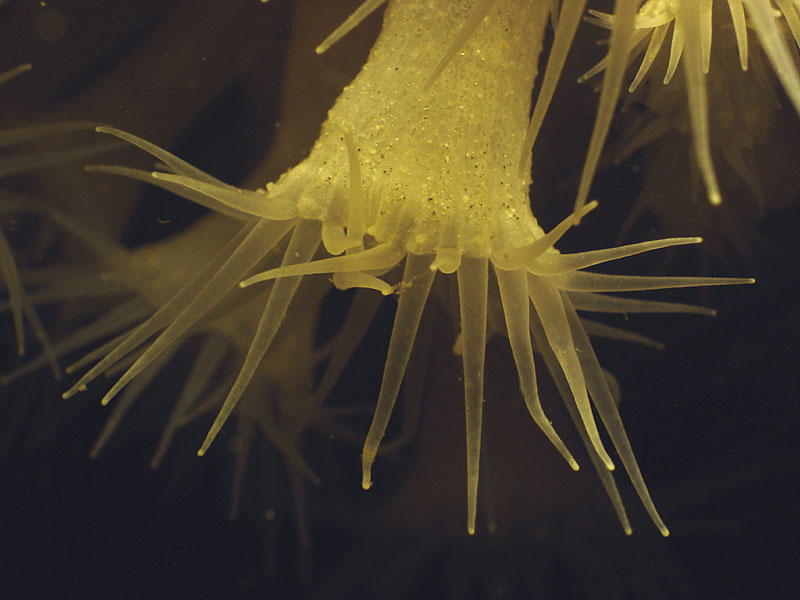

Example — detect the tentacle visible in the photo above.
[519,0,587,176]
[556,271,754,292]
[679,0,721,204]
[727,0,749,70]
[457,256,488,535]
[241,241,405,287]
[197,219,322,456]
[362,254,435,490]
[97,218,287,408]
[62,221,259,398]
[528,274,615,471]
[0,63,31,86]
[95,126,226,184]
[529,309,633,535]
[315,0,388,54]
[86,166,249,220]
[580,318,664,350]
[0,120,98,148]
[2,297,150,386]
[529,237,701,276]
[629,24,669,92]
[90,341,182,459]
[744,0,800,114]
[150,333,229,469]
[574,0,640,212]
[568,291,716,316]
[564,297,670,536]
[152,172,299,221]
[494,266,579,470]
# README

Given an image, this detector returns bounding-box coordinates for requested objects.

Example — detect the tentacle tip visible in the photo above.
[62,385,83,399]
[467,525,476,536]
[361,471,373,490]
[239,275,263,288]
[660,526,670,538]
[624,526,633,536]
[569,459,580,472]
[196,448,206,457]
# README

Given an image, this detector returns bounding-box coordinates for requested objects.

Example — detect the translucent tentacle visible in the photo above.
[98,218,290,410]
[494,266,579,470]
[629,24,669,92]
[529,237,701,276]
[457,256,488,535]
[62,221,259,398]
[0,120,97,148]
[568,291,716,316]
[152,172,299,221]
[574,0,640,212]
[362,254,435,490]
[519,0,587,176]
[727,0,749,70]
[197,219,322,456]
[151,333,229,468]
[528,274,615,471]
[0,63,31,86]
[2,297,150,386]
[743,0,800,114]
[316,0,388,54]
[679,0,722,204]
[529,309,633,534]
[90,342,182,459]
[580,318,664,350]
[240,241,405,287]
[564,298,670,536]
[556,271,754,293]
[86,166,249,220]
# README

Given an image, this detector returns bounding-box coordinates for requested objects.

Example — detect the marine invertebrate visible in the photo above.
[580,0,800,206]
[1,202,383,580]
[54,0,755,540]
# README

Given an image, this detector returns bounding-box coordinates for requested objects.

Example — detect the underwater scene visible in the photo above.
[1,1,798,598]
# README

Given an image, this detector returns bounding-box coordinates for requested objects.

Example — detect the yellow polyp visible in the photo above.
[584,0,800,206]
[37,0,761,541]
